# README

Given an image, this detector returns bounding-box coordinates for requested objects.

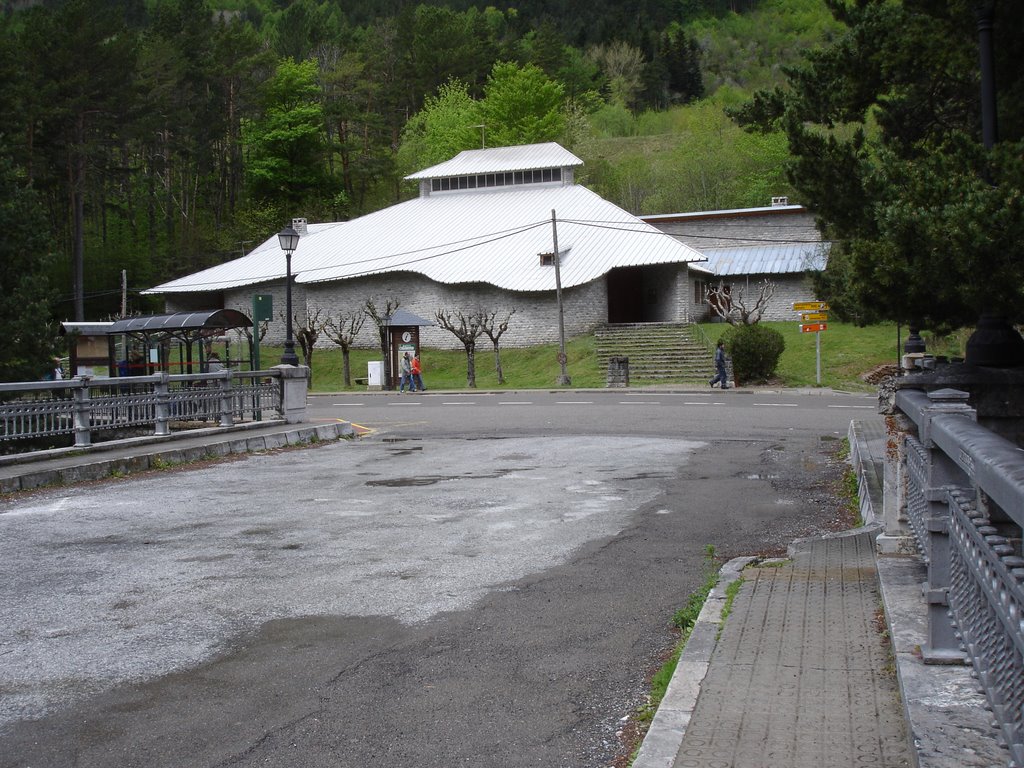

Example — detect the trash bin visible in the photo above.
[607,356,629,388]
[367,360,384,390]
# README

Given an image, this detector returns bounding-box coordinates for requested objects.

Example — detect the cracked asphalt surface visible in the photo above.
[0,424,851,767]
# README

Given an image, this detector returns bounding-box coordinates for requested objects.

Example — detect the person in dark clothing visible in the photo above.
[709,340,730,389]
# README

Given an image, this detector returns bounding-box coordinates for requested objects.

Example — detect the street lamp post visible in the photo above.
[278,225,300,366]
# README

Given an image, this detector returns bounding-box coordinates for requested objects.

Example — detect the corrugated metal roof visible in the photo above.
[405,142,583,180]
[641,204,806,222]
[702,243,828,276]
[147,184,704,295]
[143,223,338,294]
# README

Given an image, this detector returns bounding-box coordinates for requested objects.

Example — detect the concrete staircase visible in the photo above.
[594,323,716,383]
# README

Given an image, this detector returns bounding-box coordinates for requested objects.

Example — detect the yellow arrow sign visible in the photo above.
[793,301,829,311]
[801,312,829,322]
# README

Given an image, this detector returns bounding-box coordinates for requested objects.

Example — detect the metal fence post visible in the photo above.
[72,378,92,448]
[154,373,171,436]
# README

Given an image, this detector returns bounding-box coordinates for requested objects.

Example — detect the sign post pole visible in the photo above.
[816,329,821,385]
[793,301,829,386]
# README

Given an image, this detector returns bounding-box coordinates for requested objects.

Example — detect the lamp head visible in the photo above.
[277,225,300,253]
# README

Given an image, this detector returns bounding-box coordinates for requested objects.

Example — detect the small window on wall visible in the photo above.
[695,280,706,304]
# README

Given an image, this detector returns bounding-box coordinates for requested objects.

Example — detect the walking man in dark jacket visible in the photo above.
[709,340,730,389]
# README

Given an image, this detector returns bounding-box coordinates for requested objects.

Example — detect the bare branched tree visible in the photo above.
[324,311,366,387]
[479,308,515,385]
[707,279,775,325]
[294,308,324,368]
[278,308,325,383]
[364,297,400,389]
[237,320,269,346]
[435,308,484,388]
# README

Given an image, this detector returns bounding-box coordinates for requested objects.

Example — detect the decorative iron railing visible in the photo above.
[0,370,286,448]
[894,387,1024,766]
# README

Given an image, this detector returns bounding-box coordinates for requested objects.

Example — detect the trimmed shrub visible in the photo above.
[724,324,785,383]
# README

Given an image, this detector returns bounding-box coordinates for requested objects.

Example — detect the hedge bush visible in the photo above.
[723,324,786,383]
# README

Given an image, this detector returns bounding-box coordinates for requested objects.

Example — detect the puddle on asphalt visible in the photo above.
[365,466,534,487]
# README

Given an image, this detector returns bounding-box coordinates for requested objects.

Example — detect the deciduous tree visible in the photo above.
[435,308,483,388]
[479,308,515,384]
[324,310,366,387]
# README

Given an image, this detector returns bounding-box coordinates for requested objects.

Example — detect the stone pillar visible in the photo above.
[877,409,917,555]
[916,389,976,664]
[72,377,93,448]
[154,373,171,436]
[274,365,308,424]
[217,372,234,428]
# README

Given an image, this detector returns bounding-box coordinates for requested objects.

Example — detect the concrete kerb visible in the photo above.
[0,421,356,494]
[631,555,757,768]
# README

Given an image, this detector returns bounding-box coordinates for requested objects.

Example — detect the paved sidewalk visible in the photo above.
[673,530,912,767]
[634,418,1010,768]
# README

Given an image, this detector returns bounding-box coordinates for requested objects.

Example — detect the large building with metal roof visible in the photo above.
[146,143,712,349]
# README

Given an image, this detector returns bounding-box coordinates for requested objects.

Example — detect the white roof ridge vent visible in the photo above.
[406,142,583,180]
[771,196,789,207]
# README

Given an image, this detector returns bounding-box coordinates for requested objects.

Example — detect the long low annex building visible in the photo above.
[144,142,710,350]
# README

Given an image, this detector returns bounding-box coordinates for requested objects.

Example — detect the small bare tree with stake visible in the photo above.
[707,278,775,325]
[479,308,515,385]
[324,310,366,387]
[435,308,483,387]
[364,297,400,389]
[282,308,324,384]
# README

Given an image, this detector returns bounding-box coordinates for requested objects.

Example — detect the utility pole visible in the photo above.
[551,210,571,386]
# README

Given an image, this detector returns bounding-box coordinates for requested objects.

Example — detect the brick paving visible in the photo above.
[673,531,914,768]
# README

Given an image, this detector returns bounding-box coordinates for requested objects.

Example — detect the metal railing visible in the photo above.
[0,370,284,449]
[894,387,1024,765]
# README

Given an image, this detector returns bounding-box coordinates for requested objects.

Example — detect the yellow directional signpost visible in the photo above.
[793,301,829,384]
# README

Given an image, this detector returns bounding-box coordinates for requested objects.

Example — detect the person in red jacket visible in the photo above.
[411,354,426,392]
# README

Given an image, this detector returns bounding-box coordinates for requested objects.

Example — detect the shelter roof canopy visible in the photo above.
[108,309,252,334]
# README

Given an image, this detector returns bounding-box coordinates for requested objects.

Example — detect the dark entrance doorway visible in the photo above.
[606,265,674,323]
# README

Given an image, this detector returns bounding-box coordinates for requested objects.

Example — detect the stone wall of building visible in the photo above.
[651,209,820,248]
[221,273,608,350]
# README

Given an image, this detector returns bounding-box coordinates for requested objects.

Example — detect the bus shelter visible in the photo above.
[61,309,254,377]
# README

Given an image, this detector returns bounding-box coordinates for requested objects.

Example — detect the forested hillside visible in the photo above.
[0,0,836,367]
